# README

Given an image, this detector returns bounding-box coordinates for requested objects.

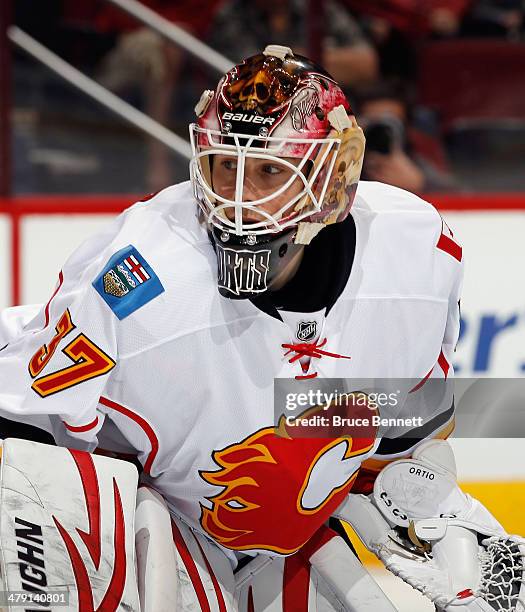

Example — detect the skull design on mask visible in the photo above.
[225,55,301,113]
[235,70,272,110]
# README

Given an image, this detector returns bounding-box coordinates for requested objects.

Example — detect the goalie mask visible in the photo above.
[190,44,365,299]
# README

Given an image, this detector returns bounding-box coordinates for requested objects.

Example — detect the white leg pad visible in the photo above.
[170,514,236,611]
[234,536,397,612]
[135,486,179,611]
[0,438,140,611]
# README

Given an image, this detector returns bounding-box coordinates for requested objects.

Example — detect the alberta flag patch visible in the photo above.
[93,245,164,320]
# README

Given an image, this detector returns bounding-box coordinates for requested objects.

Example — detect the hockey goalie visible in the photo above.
[0,44,524,611]
[0,437,523,612]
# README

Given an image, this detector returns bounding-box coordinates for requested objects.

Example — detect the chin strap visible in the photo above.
[282,338,351,379]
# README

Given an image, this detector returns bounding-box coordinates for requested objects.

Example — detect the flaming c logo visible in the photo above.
[200,398,378,554]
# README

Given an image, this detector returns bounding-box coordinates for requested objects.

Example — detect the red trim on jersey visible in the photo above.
[409,350,450,393]
[410,347,450,392]
[44,271,64,328]
[63,416,99,433]
[295,372,318,380]
[436,232,462,262]
[438,350,450,378]
[138,190,160,203]
[69,450,102,569]
[409,366,434,393]
[283,553,311,611]
[192,533,227,612]
[98,396,159,475]
[171,520,210,611]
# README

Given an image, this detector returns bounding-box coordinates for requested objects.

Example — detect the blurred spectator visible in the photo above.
[462,0,524,38]
[364,16,418,81]
[356,81,457,192]
[343,1,472,81]
[95,0,221,190]
[344,0,472,37]
[208,0,379,87]
[429,2,470,37]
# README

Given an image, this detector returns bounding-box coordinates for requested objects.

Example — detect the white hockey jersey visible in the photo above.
[0,180,463,557]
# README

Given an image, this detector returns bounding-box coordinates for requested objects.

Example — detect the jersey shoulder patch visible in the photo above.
[92,245,164,320]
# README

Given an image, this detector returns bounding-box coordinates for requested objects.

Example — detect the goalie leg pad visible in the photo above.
[137,487,236,611]
[135,486,179,611]
[170,514,236,611]
[234,527,397,612]
[0,438,140,611]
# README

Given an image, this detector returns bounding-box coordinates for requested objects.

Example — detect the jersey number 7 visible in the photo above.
[28,309,116,398]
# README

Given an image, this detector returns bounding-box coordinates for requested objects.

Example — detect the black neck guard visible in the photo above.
[251,213,357,319]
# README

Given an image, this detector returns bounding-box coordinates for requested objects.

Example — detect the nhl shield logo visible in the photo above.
[296,321,317,342]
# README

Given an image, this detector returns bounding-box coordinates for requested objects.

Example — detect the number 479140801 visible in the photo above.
[28,309,115,398]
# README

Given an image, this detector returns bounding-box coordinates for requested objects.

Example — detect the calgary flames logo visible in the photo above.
[200,398,378,554]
